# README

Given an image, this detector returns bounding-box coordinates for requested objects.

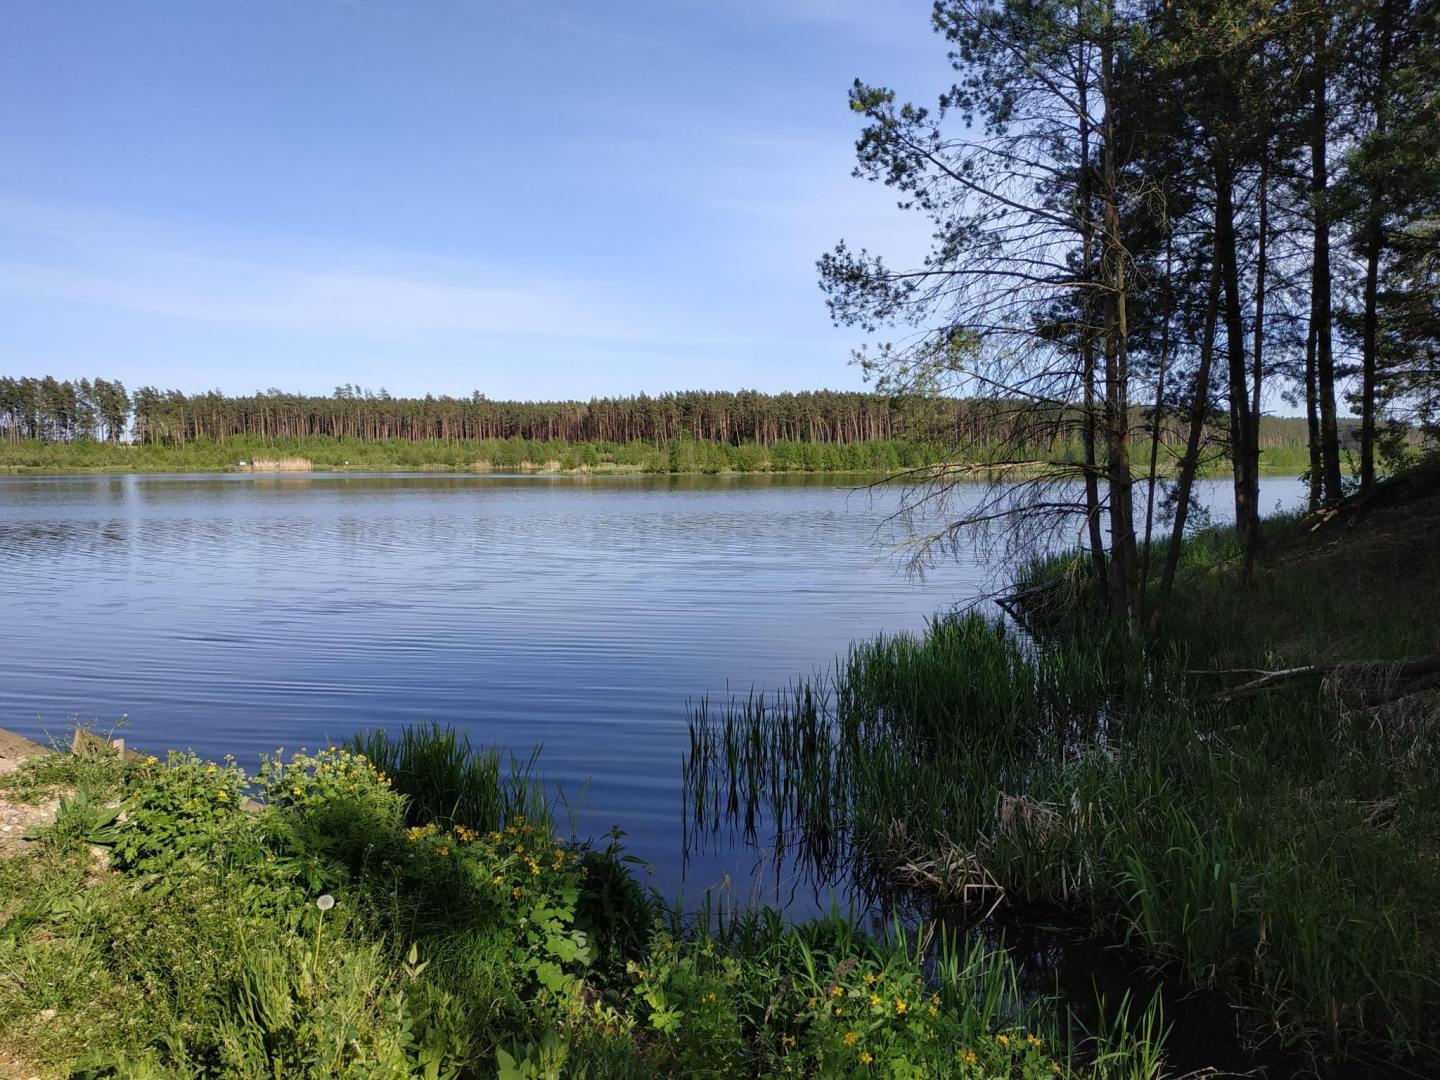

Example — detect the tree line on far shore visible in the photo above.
[0,377,1329,454]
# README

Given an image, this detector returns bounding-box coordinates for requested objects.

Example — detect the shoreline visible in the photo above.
[0,461,1308,479]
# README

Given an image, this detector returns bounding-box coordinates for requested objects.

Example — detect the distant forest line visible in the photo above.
[0,376,1336,452]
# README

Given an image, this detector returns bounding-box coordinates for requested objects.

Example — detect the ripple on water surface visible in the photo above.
[0,471,1306,908]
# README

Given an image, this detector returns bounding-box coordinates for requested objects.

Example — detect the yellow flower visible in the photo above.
[869,993,881,1007]
[894,998,907,1015]
[437,845,450,856]
[859,1051,874,1065]
[144,755,158,765]
[842,1031,859,1047]
[492,875,504,885]
[963,1049,978,1065]
[511,886,523,898]
[292,786,303,797]
[831,986,844,998]
[864,973,876,985]
[833,1006,844,1016]
[1027,1034,1043,1049]
[780,1033,796,1048]
[215,790,228,800]
[928,1005,938,1017]
[997,1034,1010,1048]
[930,994,940,1006]
[807,996,818,1007]
[1051,1064,1061,1075]
[206,764,217,773]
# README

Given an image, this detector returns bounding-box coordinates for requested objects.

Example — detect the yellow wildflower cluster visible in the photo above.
[406,823,440,842]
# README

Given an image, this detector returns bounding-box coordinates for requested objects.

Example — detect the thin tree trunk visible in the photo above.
[1140,228,1172,613]
[1077,44,1110,609]
[1247,148,1268,579]
[1101,14,1137,624]
[1305,315,1322,510]
[1155,260,1221,624]
[1359,0,1396,493]
[1311,0,1344,503]
[1215,161,1258,577]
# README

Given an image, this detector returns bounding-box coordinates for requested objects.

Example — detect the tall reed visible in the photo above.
[349,722,549,833]
[685,611,1440,1065]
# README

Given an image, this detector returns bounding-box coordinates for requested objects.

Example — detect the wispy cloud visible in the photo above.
[0,194,770,351]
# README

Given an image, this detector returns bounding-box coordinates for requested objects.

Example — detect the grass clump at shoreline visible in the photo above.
[687,467,1440,1074]
[0,727,1166,1079]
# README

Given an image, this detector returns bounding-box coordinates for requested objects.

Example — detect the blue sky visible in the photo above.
[0,1,947,400]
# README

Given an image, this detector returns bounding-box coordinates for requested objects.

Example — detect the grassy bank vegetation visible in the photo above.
[0,435,952,476]
[0,726,1167,1079]
[0,434,1314,477]
[687,466,1440,1074]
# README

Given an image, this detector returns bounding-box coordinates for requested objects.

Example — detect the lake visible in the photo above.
[0,471,1306,907]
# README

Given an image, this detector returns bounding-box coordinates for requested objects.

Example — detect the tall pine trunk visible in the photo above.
[1311,0,1344,503]
[1078,45,1109,609]
[1305,316,1322,510]
[1214,161,1259,575]
[1359,0,1396,493]
[1101,15,1137,623]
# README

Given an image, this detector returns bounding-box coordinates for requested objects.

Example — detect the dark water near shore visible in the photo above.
[0,471,1305,907]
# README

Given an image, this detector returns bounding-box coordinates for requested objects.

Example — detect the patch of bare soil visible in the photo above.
[0,732,57,858]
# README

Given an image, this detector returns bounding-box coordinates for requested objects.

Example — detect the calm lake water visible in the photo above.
[0,471,1305,906]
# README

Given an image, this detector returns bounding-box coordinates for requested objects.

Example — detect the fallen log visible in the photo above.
[1191,654,1440,704]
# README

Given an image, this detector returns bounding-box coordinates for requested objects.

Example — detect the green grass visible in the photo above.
[0,732,1168,1079]
[0,435,953,476]
[0,433,1309,477]
[349,723,550,834]
[687,535,1440,1075]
